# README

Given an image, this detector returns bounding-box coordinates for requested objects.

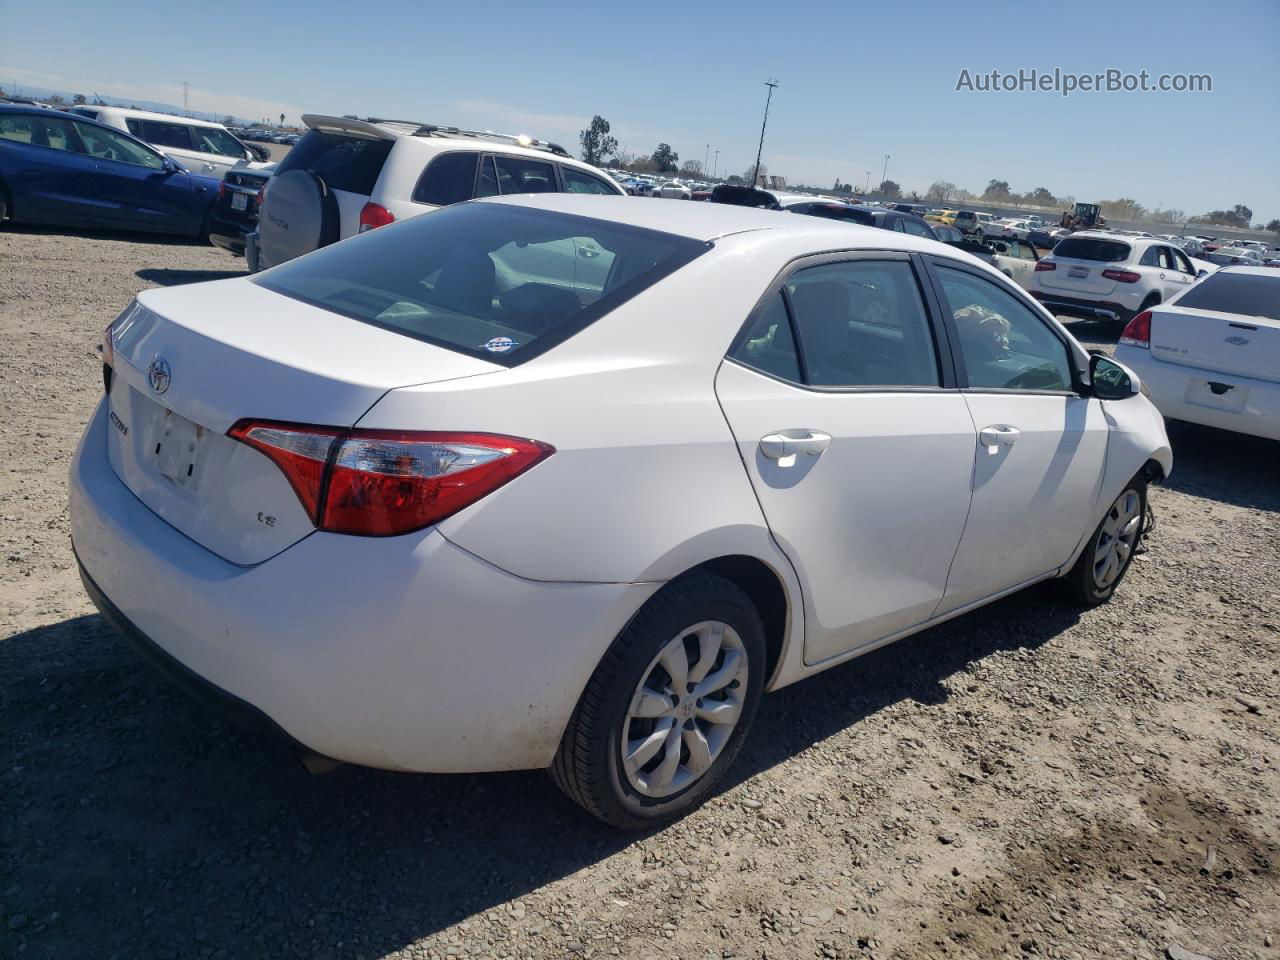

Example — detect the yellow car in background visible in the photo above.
[926,209,958,225]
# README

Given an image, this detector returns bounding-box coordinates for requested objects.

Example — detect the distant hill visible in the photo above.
[0,82,259,126]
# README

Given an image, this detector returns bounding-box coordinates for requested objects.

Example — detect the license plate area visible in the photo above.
[1184,377,1247,414]
[153,407,209,490]
[230,192,248,211]
[1068,266,1088,279]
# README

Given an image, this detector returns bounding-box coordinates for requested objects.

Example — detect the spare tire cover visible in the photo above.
[257,169,339,268]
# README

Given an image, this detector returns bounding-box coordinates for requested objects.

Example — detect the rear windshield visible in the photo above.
[1174,271,1280,321]
[253,202,707,365]
[276,131,393,195]
[1054,237,1131,262]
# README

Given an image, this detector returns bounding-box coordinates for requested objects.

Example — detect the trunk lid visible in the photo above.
[106,280,500,564]
[1149,305,1280,383]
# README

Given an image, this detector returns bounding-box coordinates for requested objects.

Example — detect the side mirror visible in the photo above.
[1090,354,1141,400]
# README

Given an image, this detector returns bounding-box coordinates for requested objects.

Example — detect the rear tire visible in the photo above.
[550,573,766,829]
[1061,481,1147,606]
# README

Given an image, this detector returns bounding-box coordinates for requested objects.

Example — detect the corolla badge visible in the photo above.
[1224,335,1250,346]
[147,356,172,394]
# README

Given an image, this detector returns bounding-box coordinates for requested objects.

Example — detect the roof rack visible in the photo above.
[340,116,570,158]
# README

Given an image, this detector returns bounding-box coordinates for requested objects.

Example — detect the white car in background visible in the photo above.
[985,218,1032,241]
[252,113,624,270]
[1027,232,1208,324]
[72,196,1170,829]
[1115,266,1279,440]
[652,180,693,199]
[68,105,267,178]
[1206,246,1266,267]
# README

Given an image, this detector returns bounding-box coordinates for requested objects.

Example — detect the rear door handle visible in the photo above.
[760,430,832,459]
[979,425,1021,452]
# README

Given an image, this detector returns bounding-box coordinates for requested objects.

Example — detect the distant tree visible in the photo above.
[1030,186,1056,206]
[630,154,656,173]
[1058,195,1075,209]
[742,162,767,184]
[877,179,902,199]
[279,113,285,127]
[1193,205,1253,228]
[1267,218,1280,237]
[679,159,704,178]
[72,93,87,105]
[982,179,1010,200]
[221,115,235,126]
[651,143,679,173]
[47,94,65,105]
[926,180,956,203]
[954,187,976,202]
[726,174,744,185]
[0,87,7,99]
[612,149,636,169]
[578,115,617,167]
[1100,198,1148,221]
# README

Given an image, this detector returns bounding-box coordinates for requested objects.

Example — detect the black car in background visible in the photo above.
[207,166,271,256]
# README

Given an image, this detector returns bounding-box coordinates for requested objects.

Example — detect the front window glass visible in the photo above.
[935,266,1073,392]
[75,123,164,169]
[254,203,706,364]
[192,126,247,157]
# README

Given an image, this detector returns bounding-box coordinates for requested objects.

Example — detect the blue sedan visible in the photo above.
[0,104,219,237]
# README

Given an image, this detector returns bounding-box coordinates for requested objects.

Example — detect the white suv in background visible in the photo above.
[67,105,266,178]
[251,114,626,270]
[1026,232,1212,325]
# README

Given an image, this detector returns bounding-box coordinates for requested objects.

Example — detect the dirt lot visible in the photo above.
[1,226,1277,960]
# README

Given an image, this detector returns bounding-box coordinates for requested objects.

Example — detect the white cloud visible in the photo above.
[0,63,305,124]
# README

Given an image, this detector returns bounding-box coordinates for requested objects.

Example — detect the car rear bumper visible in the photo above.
[1029,291,1133,323]
[1115,347,1280,441]
[206,212,255,256]
[70,399,660,772]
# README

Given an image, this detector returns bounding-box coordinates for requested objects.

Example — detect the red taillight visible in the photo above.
[1119,310,1152,348]
[228,422,553,536]
[217,180,226,200]
[1034,260,1056,272]
[1102,269,1141,283]
[358,202,395,233]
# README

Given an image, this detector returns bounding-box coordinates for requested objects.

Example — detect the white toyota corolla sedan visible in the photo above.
[70,195,1171,828]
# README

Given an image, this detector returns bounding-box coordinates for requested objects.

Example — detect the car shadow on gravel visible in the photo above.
[3,584,1084,959]
[135,267,247,286]
[1160,420,1279,511]
[0,223,212,247]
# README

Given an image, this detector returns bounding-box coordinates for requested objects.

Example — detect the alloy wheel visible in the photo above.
[620,620,748,799]
[1093,489,1142,589]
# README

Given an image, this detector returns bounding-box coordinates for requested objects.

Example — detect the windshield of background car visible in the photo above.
[253,202,709,365]
[276,131,393,194]
[1054,237,1131,262]
[1174,271,1280,321]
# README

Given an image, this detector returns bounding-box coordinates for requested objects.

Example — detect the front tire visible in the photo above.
[1062,482,1146,605]
[550,573,766,829]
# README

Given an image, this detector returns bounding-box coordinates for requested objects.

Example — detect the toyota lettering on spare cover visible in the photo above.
[147,356,171,394]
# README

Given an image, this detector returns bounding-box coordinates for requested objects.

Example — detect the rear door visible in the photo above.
[715,253,977,664]
[0,113,102,224]
[925,259,1108,611]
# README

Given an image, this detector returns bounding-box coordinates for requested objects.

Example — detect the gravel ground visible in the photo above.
[1,226,1277,960]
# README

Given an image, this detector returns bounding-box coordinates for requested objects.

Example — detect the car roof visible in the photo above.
[1216,265,1276,277]
[476,194,955,251]
[79,105,231,129]
[0,103,66,116]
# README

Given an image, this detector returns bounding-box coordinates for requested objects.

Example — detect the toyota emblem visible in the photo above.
[147,357,172,394]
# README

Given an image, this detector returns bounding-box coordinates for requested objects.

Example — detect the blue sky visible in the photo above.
[3,0,1277,220]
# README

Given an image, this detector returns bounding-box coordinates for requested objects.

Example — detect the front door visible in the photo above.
[715,254,977,664]
[74,122,205,234]
[925,259,1109,613]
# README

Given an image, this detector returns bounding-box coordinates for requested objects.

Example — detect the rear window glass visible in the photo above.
[413,151,478,205]
[253,203,707,365]
[1054,237,1131,262]
[1174,271,1280,321]
[276,131,392,195]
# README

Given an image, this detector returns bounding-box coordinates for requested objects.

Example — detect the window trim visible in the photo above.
[920,254,1083,396]
[724,249,960,393]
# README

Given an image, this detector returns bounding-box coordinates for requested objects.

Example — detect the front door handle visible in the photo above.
[760,430,832,460]
[979,425,1021,452]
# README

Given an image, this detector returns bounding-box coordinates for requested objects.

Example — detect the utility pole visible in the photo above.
[751,78,778,188]
[881,154,890,190]
[714,150,719,179]
[183,81,189,116]
[865,171,871,193]
[704,143,709,175]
